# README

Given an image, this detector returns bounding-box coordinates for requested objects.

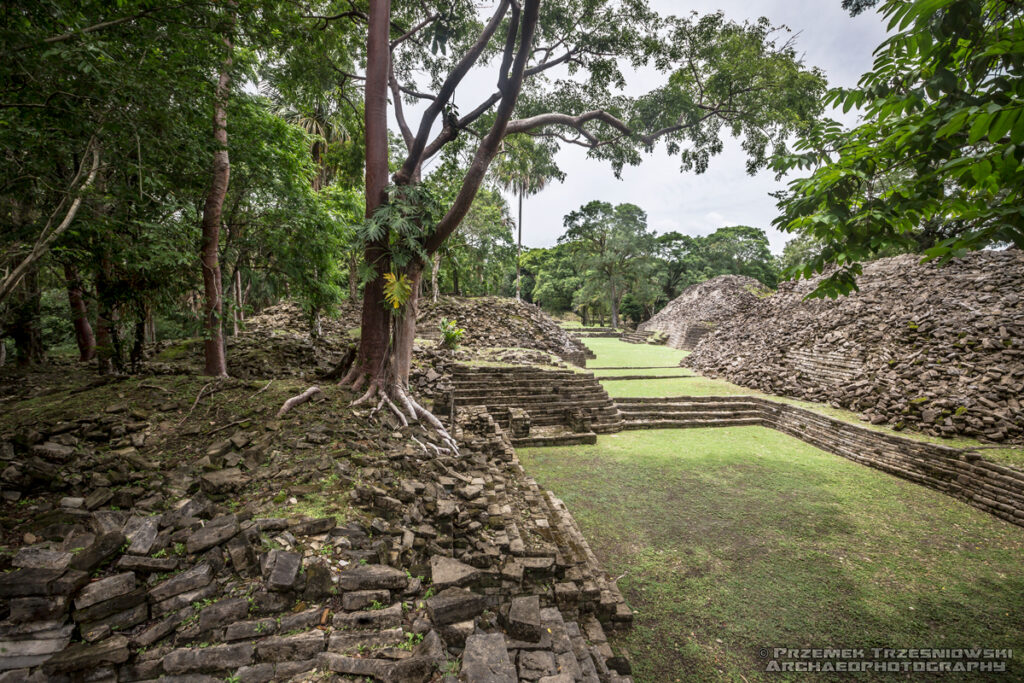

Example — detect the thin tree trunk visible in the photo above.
[146,306,156,342]
[610,283,620,329]
[0,144,99,307]
[130,310,145,373]
[516,188,523,300]
[241,279,250,318]
[431,252,440,303]
[199,31,233,377]
[234,268,243,325]
[95,260,116,374]
[348,251,359,300]
[64,263,95,361]
[10,266,44,367]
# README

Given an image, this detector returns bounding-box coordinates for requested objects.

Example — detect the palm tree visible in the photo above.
[262,84,350,192]
[493,135,564,300]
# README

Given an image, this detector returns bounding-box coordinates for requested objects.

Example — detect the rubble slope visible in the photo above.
[687,250,1024,442]
[638,275,766,350]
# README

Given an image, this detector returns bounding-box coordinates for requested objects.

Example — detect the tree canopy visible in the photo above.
[774,0,1024,297]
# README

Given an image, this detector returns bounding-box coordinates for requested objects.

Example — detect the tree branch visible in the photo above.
[390,13,439,49]
[426,0,540,255]
[394,0,511,184]
[389,62,415,150]
[0,141,100,305]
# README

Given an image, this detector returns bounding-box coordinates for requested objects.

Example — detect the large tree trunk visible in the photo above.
[389,265,422,389]
[64,263,96,361]
[516,189,523,300]
[347,0,392,393]
[199,35,232,377]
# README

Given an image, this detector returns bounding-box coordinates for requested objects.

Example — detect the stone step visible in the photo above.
[453,381,607,394]
[591,366,682,370]
[596,374,692,381]
[616,399,761,410]
[512,432,598,448]
[620,417,764,430]
[615,395,761,404]
[453,367,578,378]
[619,409,763,421]
[457,397,615,412]
[616,400,762,412]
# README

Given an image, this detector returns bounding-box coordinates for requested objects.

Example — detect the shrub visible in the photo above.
[438,318,464,350]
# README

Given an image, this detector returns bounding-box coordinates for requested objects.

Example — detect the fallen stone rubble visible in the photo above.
[417,298,589,368]
[638,275,766,350]
[688,250,1024,443]
[0,381,633,682]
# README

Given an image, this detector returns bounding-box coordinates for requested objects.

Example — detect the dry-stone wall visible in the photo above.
[418,296,590,367]
[638,275,766,350]
[688,250,1024,443]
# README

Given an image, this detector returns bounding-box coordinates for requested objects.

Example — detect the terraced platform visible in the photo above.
[617,396,763,429]
[439,364,623,448]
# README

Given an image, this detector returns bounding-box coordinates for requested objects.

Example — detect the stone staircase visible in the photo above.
[570,327,622,339]
[442,365,623,447]
[619,330,663,345]
[616,396,765,430]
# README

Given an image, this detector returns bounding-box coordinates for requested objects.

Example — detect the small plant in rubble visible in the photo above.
[439,318,464,350]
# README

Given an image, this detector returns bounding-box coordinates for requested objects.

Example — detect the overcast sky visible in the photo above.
[406,1,890,254]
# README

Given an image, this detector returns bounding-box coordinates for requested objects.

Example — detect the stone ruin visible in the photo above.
[637,275,766,350]
[417,297,589,367]
[145,296,590,380]
[0,376,634,682]
[688,249,1024,442]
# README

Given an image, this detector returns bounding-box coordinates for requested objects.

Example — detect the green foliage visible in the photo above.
[773,0,1024,298]
[382,272,413,311]
[360,184,445,284]
[492,134,565,201]
[560,201,659,326]
[528,221,778,325]
[438,318,464,350]
[0,0,367,360]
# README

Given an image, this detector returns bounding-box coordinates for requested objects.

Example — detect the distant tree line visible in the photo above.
[517,201,779,328]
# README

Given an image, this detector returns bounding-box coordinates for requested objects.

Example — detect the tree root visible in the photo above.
[178,381,213,425]
[391,383,459,455]
[351,380,380,407]
[249,379,273,398]
[276,386,323,419]
[322,345,357,381]
[370,391,409,427]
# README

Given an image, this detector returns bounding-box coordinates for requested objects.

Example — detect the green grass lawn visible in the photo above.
[591,367,695,377]
[603,376,754,397]
[583,337,691,367]
[582,334,1024,468]
[519,428,1024,682]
